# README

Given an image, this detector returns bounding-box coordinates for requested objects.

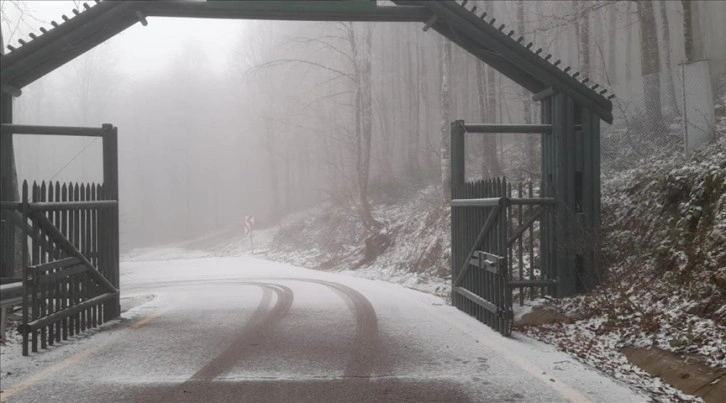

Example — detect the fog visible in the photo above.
[3,1,725,252]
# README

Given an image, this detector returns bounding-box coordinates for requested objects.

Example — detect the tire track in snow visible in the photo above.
[126,277,378,377]
[186,283,294,382]
[299,279,379,378]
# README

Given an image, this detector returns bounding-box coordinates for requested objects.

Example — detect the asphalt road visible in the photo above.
[0,256,646,402]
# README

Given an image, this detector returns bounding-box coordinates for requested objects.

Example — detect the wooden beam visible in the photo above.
[508,279,557,288]
[454,286,499,315]
[27,201,117,213]
[464,123,553,133]
[532,87,556,102]
[1,124,105,137]
[1,85,21,97]
[451,198,508,208]
[19,292,117,333]
[142,2,431,22]
[135,10,148,26]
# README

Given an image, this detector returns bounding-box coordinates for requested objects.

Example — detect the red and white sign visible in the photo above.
[244,215,255,236]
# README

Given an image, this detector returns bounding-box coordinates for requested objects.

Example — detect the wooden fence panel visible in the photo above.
[16,178,118,355]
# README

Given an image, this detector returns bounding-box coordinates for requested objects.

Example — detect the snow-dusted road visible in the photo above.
[0,255,647,402]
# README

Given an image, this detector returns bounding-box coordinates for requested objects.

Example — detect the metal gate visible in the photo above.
[450,120,558,336]
[0,124,120,355]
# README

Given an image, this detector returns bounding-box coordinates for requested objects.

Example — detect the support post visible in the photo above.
[451,120,466,187]
[552,94,578,297]
[0,92,19,279]
[101,124,119,319]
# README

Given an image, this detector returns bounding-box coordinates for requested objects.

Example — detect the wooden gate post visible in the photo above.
[101,124,120,319]
[451,120,466,187]
[1,92,19,279]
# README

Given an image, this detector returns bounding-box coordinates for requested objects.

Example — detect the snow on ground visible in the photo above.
[3,254,649,403]
[0,292,164,388]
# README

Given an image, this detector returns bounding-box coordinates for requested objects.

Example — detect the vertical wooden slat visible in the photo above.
[21,181,29,356]
[528,182,536,299]
[91,183,98,327]
[473,181,486,321]
[73,183,81,335]
[39,181,48,349]
[54,182,62,341]
[80,184,87,332]
[72,183,79,337]
[67,183,74,337]
[61,183,69,340]
[96,183,104,326]
[484,180,492,328]
[30,182,39,353]
[46,182,55,346]
[517,182,524,304]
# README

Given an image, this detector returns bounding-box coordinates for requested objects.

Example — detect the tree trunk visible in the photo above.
[637,0,666,136]
[473,0,501,179]
[625,1,634,82]
[440,36,452,201]
[408,28,421,181]
[518,0,536,179]
[574,0,591,76]
[418,35,432,178]
[351,23,379,231]
[681,0,695,62]
[264,123,280,223]
[659,0,678,115]
[608,2,618,82]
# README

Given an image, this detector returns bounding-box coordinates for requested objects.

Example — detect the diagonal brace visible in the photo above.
[31,211,117,294]
[507,206,545,247]
[453,205,501,286]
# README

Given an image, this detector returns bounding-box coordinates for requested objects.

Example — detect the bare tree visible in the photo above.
[439,35,452,201]
[681,0,695,63]
[517,0,536,179]
[636,0,666,135]
[348,22,381,231]
[658,0,678,115]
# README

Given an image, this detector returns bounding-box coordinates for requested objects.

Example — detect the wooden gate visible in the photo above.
[0,124,119,355]
[451,178,512,335]
[450,120,558,336]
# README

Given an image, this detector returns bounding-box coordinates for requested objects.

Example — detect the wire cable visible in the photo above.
[48,137,99,181]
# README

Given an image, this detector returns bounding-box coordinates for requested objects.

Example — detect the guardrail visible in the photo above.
[1,281,23,340]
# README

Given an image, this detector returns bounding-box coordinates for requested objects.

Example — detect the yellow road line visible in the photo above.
[1,312,162,401]
[1,341,108,401]
[130,313,163,330]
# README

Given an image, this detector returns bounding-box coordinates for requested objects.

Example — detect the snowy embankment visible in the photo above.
[254,185,452,299]
[520,100,726,402]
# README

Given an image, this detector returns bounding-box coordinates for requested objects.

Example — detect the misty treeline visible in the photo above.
[8,0,726,252]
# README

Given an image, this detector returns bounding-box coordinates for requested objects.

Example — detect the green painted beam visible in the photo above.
[207,0,378,13]
[143,1,430,22]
